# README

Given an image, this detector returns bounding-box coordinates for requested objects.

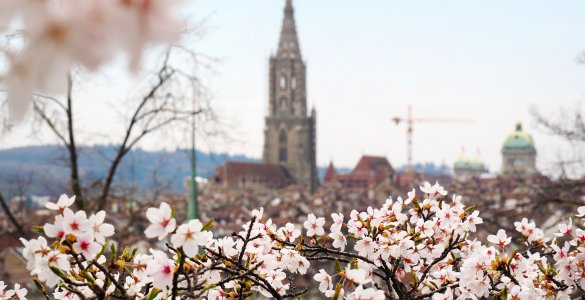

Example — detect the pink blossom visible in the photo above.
[62,208,89,237]
[146,249,174,291]
[72,233,101,259]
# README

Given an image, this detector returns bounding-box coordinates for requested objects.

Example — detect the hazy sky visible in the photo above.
[3,0,585,174]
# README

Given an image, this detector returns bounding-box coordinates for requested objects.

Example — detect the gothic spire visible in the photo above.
[277,0,301,58]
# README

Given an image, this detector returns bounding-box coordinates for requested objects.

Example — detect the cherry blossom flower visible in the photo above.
[45,194,76,212]
[62,208,89,236]
[405,188,416,204]
[145,202,176,240]
[281,223,301,242]
[146,249,174,291]
[0,281,16,300]
[331,213,344,232]
[116,0,184,70]
[514,218,534,236]
[415,219,435,238]
[420,181,448,197]
[88,211,115,243]
[303,213,325,237]
[551,242,571,263]
[215,237,239,257]
[576,229,585,244]
[73,233,101,259]
[464,210,483,232]
[329,230,347,251]
[170,219,212,257]
[431,287,453,300]
[556,218,573,237]
[346,268,371,285]
[20,236,50,271]
[313,269,333,292]
[349,285,385,300]
[487,229,511,248]
[43,215,65,241]
[207,288,228,300]
[325,288,345,298]
[37,251,70,286]
[355,237,377,259]
[2,0,186,120]
[251,207,264,220]
[12,283,27,300]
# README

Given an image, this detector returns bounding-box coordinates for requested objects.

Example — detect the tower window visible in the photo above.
[279,130,287,163]
[280,98,288,112]
[291,76,296,90]
[280,75,287,90]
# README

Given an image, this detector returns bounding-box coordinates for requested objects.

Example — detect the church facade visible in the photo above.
[262,0,318,192]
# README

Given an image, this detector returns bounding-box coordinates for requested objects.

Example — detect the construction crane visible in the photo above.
[392,105,473,178]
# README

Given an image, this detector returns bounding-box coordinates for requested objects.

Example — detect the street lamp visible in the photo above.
[188,96,198,220]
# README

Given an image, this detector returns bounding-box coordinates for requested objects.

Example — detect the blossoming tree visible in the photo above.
[3,2,585,299]
[4,182,585,299]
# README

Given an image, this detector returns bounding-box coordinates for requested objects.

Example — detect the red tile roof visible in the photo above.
[323,162,336,183]
[325,155,395,189]
[352,155,394,175]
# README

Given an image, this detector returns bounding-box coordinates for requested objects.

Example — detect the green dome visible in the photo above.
[503,122,534,150]
[453,156,486,171]
[454,156,468,168]
[469,159,485,170]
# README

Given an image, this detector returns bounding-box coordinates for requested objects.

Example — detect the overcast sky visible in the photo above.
[3,0,585,174]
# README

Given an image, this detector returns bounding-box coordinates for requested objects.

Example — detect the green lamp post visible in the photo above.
[187,98,198,221]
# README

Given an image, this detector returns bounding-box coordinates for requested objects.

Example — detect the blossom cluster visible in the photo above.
[18,194,304,299]
[0,0,185,120]
[13,182,585,299]
[300,182,585,299]
[299,182,486,299]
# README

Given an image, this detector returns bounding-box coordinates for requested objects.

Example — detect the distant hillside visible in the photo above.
[0,145,258,196]
[0,145,343,197]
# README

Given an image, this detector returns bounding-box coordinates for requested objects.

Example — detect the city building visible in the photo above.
[262,0,318,192]
[453,151,488,181]
[213,161,293,189]
[501,122,538,176]
[322,156,396,189]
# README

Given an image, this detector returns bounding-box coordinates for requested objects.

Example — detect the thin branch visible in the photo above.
[0,193,27,237]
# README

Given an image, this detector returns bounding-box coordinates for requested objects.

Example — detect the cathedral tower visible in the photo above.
[263,0,318,192]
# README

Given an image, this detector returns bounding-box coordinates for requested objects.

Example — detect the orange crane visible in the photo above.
[392,105,473,177]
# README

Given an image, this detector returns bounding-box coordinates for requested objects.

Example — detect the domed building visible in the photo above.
[453,152,488,181]
[501,122,538,176]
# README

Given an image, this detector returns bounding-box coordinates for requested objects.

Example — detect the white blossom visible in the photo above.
[170,219,212,257]
[145,202,176,240]
[303,213,325,237]
[45,194,76,212]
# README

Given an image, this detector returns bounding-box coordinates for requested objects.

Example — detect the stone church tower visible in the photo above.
[263,0,318,192]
